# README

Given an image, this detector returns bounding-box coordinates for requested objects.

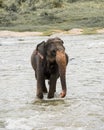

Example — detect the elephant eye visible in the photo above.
[61,41,64,44]
[51,50,56,56]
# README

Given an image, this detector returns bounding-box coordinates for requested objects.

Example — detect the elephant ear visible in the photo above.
[36,41,46,59]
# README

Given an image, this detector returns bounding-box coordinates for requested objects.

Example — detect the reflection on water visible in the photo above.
[0,34,104,130]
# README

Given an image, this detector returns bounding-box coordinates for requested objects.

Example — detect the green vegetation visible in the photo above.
[0,0,104,33]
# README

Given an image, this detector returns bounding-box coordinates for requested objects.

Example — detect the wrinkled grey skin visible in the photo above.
[31,37,68,99]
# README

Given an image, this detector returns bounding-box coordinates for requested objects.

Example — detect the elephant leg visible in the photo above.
[48,75,57,98]
[48,80,56,92]
[34,70,44,99]
[42,80,47,93]
[36,58,45,99]
[36,85,43,99]
[37,79,47,99]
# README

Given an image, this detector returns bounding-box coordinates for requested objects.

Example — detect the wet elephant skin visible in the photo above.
[31,37,68,99]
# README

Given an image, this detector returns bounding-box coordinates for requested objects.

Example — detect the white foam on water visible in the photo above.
[5,118,35,130]
[53,126,86,130]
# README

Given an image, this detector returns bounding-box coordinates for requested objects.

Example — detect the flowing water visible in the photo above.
[0,34,104,130]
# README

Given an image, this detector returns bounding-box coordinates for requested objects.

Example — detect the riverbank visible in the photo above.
[0,1,104,33]
[0,28,104,37]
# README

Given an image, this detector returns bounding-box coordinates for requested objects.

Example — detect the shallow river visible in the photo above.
[0,34,104,130]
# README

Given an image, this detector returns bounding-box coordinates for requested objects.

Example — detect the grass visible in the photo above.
[0,0,104,34]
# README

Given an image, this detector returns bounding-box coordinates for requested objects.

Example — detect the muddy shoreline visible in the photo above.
[0,28,104,37]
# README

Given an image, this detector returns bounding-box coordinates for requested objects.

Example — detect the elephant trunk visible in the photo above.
[56,50,67,98]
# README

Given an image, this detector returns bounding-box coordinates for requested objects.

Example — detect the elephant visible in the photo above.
[31,37,68,99]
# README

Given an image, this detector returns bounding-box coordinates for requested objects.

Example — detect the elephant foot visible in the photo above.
[37,92,43,99]
[47,93,54,99]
